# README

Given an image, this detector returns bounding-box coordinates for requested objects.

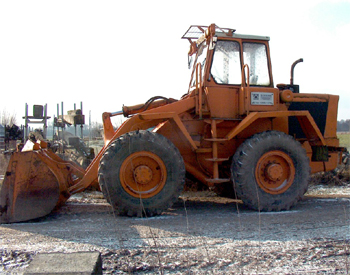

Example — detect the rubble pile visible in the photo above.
[310,151,350,187]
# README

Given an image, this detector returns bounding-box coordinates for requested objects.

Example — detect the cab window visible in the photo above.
[189,42,208,87]
[243,42,270,86]
[211,41,241,85]
[211,40,270,86]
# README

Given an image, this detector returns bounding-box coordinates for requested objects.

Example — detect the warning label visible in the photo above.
[251,92,274,105]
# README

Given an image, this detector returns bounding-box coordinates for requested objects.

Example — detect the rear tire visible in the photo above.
[231,131,310,211]
[98,130,185,217]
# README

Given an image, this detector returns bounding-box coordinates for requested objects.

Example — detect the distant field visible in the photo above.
[338,132,350,149]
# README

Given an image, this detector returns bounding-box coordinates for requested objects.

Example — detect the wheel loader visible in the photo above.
[0,24,344,223]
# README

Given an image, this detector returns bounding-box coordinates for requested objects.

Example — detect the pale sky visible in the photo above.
[0,0,349,126]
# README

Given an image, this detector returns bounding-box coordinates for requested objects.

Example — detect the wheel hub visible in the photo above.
[134,165,153,184]
[265,163,283,181]
[255,150,295,195]
[119,151,167,199]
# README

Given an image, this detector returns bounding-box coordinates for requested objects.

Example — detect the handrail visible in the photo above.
[241,64,250,88]
[196,62,202,90]
[196,62,203,119]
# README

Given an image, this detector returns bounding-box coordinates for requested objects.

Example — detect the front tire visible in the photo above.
[231,131,310,211]
[98,130,185,217]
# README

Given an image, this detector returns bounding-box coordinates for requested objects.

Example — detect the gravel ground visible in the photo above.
[1,182,350,274]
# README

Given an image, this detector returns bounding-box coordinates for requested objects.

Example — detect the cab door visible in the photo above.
[205,39,242,118]
[239,41,279,115]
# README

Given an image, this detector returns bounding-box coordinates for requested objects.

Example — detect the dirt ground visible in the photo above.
[1,179,350,274]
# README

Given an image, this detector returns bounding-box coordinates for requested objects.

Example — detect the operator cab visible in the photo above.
[183,25,273,89]
[182,24,278,119]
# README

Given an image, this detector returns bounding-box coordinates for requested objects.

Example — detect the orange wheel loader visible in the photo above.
[0,24,345,223]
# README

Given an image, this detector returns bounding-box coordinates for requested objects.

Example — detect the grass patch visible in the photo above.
[337,132,350,150]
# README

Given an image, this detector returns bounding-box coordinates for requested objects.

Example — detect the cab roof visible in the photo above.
[182,25,270,42]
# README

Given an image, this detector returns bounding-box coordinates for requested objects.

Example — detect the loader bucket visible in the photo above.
[0,148,86,223]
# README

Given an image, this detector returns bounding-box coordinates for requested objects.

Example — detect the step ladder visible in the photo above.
[197,120,231,185]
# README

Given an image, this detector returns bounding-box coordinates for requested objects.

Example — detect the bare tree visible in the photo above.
[88,116,124,139]
[89,121,103,139]
[111,115,124,130]
[337,119,350,132]
[1,109,17,126]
